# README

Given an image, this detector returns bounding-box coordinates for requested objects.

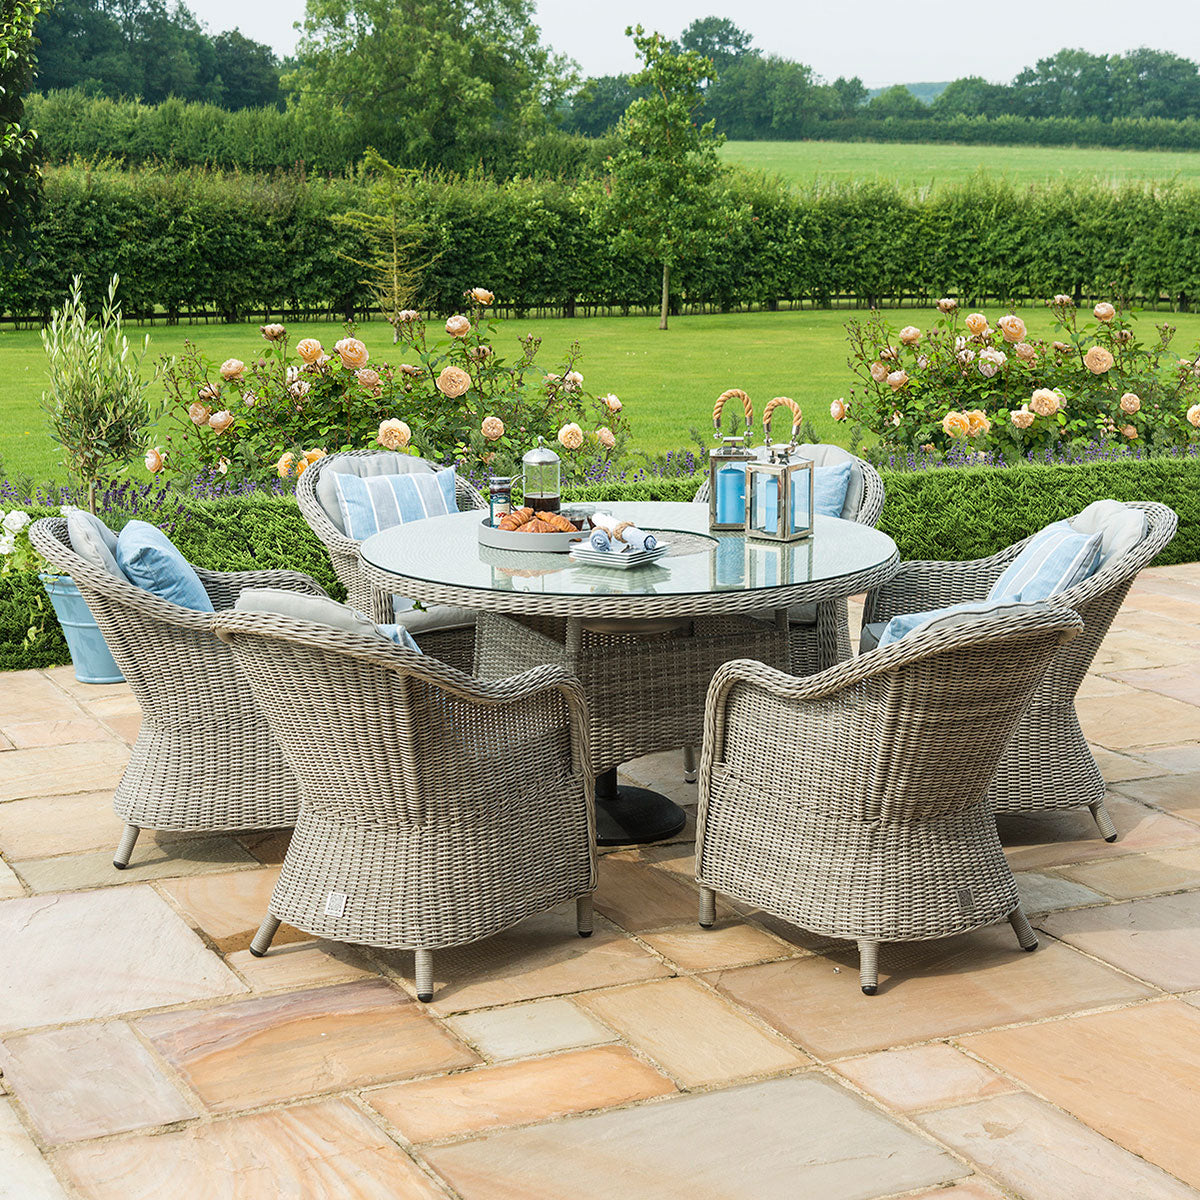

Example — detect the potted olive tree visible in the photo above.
[39,275,155,682]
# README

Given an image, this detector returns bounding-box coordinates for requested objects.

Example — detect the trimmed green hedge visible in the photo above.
[3,457,1193,672]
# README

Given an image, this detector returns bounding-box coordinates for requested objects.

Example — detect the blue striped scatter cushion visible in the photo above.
[332,467,457,540]
[987,520,1103,603]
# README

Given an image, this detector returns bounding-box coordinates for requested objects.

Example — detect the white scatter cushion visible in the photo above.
[315,453,436,534]
[64,507,128,579]
[1069,500,1148,567]
[234,588,420,651]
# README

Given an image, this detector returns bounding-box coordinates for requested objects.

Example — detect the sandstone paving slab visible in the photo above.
[1112,663,1200,708]
[376,907,672,1015]
[14,838,257,894]
[55,1098,445,1200]
[445,997,615,1062]
[618,751,699,810]
[832,1043,1017,1113]
[1014,870,1106,913]
[0,1023,196,1145]
[1138,744,1200,774]
[422,1073,968,1200]
[136,979,478,1113]
[577,977,809,1087]
[0,1098,69,1199]
[998,794,1200,872]
[1111,772,1200,825]
[918,1091,1200,1200]
[234,828,291,865]
[962,999,1200,1189]
[158,866,309,953]
[1077,690,1200,750]
[1105,610,1199,648]
[366,1045,676,1143]
[1092,745,1172,783]
[226,940,378,993]
[0,886,246,1031]
[704,924,1154,1061]
[0,719,112,749]
[0,792,125,860]
[1055,846,1200,899]
[1039,889,1200,991]
[638,920,799,972]
[0,860,22,901]
[1076,674,1139,699]
[593,853,722,932]
[0,743,129,802]
[0,672,81,725]
[900,1183,1009,1200]
[40,667,130,704]
[1091,630,1200,673]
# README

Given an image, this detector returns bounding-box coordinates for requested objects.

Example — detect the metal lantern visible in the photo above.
[522,436,561,513]
[746,398,813,544]
[708,388,755,532]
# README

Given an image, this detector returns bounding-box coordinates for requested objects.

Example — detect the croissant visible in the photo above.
[509,507,535,526]
[523,519,555,533]
[537,511,577,533]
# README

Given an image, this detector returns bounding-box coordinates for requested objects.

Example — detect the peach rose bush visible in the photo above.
[844,296,1200,462]
[157,288,630,486]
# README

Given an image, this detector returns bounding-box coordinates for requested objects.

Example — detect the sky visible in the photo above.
[186,0,1200,89]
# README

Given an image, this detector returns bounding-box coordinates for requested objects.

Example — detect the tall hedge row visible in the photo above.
[8,165,1200,322]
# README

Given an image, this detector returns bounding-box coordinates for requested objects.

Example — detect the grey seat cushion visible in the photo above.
[860,621,886,653]
[1069,499,1148,567]
[64,508,127,579]
[315,453,437,536]
[234,588,421,650]
[393,603,477,634]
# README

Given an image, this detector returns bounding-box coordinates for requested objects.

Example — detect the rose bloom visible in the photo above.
[1053,293,1074,307]
[886,369,909,390]
[296,338,324,364]
[1084,345,1115,374]
[1187,404,1200,427]
[207,410,233,434]
[261,323,286,341]
[965,312,989,335]
[188,402,211,425]
[334,337,369,370]
[198,382,221,403]
[830,397,848,421]
[466,344,493,361]
[1030,388,1060,417]
[1120,392,1141,414]
[356,368,381,389]
[468,287,494,306]
[998,314,1027,343]
[304,449,326,465]
[400,363,424,377]
[144,447,165,473]
[557,422,584,451]
[916,354,929,369]
[216,458,229,475]
[481,415,505,441]
[596,426,616,449]
[242,390,258,407]
[869,361,889,383]
[219,358,244,381]
[436,365,471,398]
[1093,302,1116,322]
[1014,342,1037,363]
[956,348,976,365]
[1010,406,1035,429]
[564,370,583,390]
[445,314,471,337]
[879,346,897,361]
[899,325,921,345]
[977,347,1006,378]
[276,452,298,478]
[1114,328,1134,344]
[965,409,991,437]
[937,297,958,314]
[1053,340,1072,354]
[942,411,970,438]
[377,419,411,450]
[397,309,420,323]
[288,380,311,400]
[1121,424,1138,440]
[602,393,622,412]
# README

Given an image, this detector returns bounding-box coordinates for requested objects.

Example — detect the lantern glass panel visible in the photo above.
[790,464,813,536]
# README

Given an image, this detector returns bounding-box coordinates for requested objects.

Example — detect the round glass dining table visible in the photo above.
[360,502,899,844]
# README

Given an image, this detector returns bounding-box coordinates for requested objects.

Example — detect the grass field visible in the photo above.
[8,306,1200,483]
[721,139,1200,190]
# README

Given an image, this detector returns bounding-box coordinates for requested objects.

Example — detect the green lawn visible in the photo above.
[721,139,1200,190]
[8,306,1200,483]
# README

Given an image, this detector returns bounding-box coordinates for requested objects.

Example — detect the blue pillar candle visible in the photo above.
[716,464,746,525]
[755,474,779,534]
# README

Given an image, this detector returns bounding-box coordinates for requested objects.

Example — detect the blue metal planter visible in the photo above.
[39,574,124,684]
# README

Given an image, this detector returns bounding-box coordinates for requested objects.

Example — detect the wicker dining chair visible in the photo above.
[296,449,486,672]
[696,603,1084,994]
[30,518,323,868]
[213,609,597,1003]
[861,501,1177,841]
[695,444,886,676]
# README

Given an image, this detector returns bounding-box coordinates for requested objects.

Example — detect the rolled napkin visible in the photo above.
[589,528,611,551]
[619,525,658,552]
[590,512,658,552]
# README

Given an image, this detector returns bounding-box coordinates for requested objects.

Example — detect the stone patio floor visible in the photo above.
[2,562,1200,1199]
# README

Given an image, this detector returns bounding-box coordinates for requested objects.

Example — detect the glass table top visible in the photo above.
[360,502,898,600]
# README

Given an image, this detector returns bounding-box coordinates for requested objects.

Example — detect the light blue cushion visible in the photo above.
[813,460,853,519]
[377,623,423,653]
[877,598,1050,648]
[333,466,457,541]
[988,520,1103,603]
[115,521,214,612]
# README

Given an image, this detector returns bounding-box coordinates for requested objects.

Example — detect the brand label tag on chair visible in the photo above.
[957,887,975,912]
[324,892,348,917]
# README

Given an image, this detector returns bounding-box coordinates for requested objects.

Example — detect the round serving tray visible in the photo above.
[476,513,588,554]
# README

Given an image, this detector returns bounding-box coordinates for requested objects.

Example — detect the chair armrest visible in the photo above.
[198,568,330,610]
[861,545,1022,625]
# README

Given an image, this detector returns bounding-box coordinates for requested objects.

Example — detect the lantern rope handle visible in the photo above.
[713,388,753,437]
[763,396,802,445]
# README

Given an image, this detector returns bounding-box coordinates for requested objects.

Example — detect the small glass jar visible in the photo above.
[488,476,513,527]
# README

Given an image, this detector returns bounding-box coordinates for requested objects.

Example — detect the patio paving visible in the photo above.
[1,561,1199,1198]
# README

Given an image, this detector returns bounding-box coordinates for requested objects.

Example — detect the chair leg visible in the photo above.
[1089,798,1119,843]
[576,894,594,937]
[112,824,141,870]
[249,914,282,957]
[698,886,716,928]
[858,940,879,995]
[683,746,698,784]
[414,949,434,1003]
[1008,906,1039,952]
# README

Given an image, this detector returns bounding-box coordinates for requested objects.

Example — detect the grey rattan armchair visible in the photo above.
[213,609,596,1003]
[694,444,886,676]
[296,449,486,672]
[696,604,1084,994]
[30,518,322,868]
[862,501,1177,841]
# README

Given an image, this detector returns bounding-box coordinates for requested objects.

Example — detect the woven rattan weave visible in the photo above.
[862,501,1177,840]
[30,518,322,868]
[213,610,596,1002]
[695,604,1084,994]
